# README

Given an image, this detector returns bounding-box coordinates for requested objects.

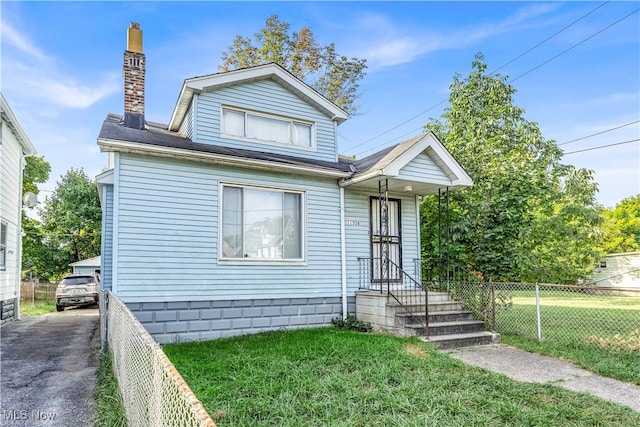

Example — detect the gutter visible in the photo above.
[340,187,347,319]
[98,138,351,179]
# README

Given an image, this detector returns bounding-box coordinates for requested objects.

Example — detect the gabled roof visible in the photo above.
[0,93,36,156]
[168,63,349,131]
[340,132,473,194]
[98,113,352,178]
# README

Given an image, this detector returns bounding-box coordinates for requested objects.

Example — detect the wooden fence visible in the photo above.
[20,282,56,301]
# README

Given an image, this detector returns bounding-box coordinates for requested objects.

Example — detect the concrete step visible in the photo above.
[423,331,500,349]
[397,310,475,324]
[405,320,486,336]
[398,301,463,313]
[387,291,452,305]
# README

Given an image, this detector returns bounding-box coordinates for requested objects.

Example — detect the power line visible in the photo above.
[509,7,639,83]
[346,3,637,158]
[558,120,640,146]
[563,139,639,155]
[492,1,611,74]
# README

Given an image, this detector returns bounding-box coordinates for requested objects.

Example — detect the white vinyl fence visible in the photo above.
[102,292,215,426]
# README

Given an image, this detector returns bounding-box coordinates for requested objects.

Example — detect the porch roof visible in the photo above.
[339,132,473,195]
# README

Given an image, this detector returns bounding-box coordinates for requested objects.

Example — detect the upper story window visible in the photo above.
[0,221,7,271]
[222,107,314,149]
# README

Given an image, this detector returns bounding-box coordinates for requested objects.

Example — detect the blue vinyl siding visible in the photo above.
[114,153,343,302]
[398,152,450,185]
[100,185,114,290]
[192,80,338,162]
[343,189,420,294]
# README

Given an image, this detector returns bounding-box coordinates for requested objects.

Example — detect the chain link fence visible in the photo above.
[450,281,640,347]
[103,292,216,426]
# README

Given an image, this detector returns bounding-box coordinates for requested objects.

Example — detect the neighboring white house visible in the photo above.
[1,93,36,324]
[70,255,101,276]
[97,24,472,343]
[589,252,640,291]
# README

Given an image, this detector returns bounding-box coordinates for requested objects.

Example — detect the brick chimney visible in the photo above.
[123,22,145,129]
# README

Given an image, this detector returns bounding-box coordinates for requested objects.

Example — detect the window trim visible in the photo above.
[0,221,7,271]
[218,182,307,264]
[220,105,316,151]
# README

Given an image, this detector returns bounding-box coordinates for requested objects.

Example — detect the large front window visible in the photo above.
[0,221,7,271]
[222,107,313,148]
[221,185,303,260]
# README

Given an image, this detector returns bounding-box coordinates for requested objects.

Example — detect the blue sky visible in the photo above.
[2,1,638,208]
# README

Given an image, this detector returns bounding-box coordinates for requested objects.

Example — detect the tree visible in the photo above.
[601,195,640,253]
[33,169,101,282]
[220,14,367,115]
[21,156,51,279]
[421,54,603,283]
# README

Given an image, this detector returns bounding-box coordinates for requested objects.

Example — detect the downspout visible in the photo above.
[340,187,347,319]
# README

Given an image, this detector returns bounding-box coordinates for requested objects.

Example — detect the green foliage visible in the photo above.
[93,351,127,427]
[220,14,367,115]
[21,155,51,279]
[27,168,101,282]
[22,155,51,195]
[602,194,640,253]
[422,53,603,283]
[331,313,372,332]
[20,301,56,316]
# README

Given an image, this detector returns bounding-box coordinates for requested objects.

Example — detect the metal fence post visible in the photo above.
[491,283,496,332]
[535,283,542,342]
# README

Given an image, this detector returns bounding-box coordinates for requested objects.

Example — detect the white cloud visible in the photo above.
[1,20,50,61]
[1,19,119,110]
[358,3,558,70]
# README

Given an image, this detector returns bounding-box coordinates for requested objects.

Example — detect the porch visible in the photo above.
[355,258,500,349]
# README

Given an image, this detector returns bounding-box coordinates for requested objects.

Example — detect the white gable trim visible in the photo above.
[1,94,36,155]
[169,63,348,131]
[341,132,472,188]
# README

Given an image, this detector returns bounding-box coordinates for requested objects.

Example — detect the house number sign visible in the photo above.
[345,220,361,226]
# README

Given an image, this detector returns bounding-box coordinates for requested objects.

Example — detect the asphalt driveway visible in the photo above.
[0,305,100,426]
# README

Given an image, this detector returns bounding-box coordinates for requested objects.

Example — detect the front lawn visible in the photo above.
[164,328,639,426]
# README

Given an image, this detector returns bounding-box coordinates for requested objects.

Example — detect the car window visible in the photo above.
[61,277,95,286]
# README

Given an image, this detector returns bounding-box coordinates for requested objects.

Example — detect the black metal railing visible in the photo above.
[358,258,429,337]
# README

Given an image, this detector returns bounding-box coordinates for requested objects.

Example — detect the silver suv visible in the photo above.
[55,274,99,311]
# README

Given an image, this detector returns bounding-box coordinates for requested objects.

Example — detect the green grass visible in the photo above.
[20,300,56,316]
[164,328,640,426]
[494,290,640,385]
[93,351,127,427]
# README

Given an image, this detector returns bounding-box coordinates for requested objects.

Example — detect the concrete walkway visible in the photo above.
[446,344,640,413]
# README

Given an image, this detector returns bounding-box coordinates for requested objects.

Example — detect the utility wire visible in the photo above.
[564,138,639,155]
[492,0,611,74]
[558,120,640,146]
[348,4,637,158]
[510,7,639,83]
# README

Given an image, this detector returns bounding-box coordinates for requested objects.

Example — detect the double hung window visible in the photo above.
[221,185,303,261]
[0,222,7,271]
[222,107,313,148]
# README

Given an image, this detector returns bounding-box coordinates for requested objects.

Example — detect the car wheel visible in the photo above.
[56,305,64,312]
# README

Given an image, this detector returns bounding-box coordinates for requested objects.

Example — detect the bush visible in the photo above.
[331,314,372,332]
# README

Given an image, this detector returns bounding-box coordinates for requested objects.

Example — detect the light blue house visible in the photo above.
[97,24,473,343]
